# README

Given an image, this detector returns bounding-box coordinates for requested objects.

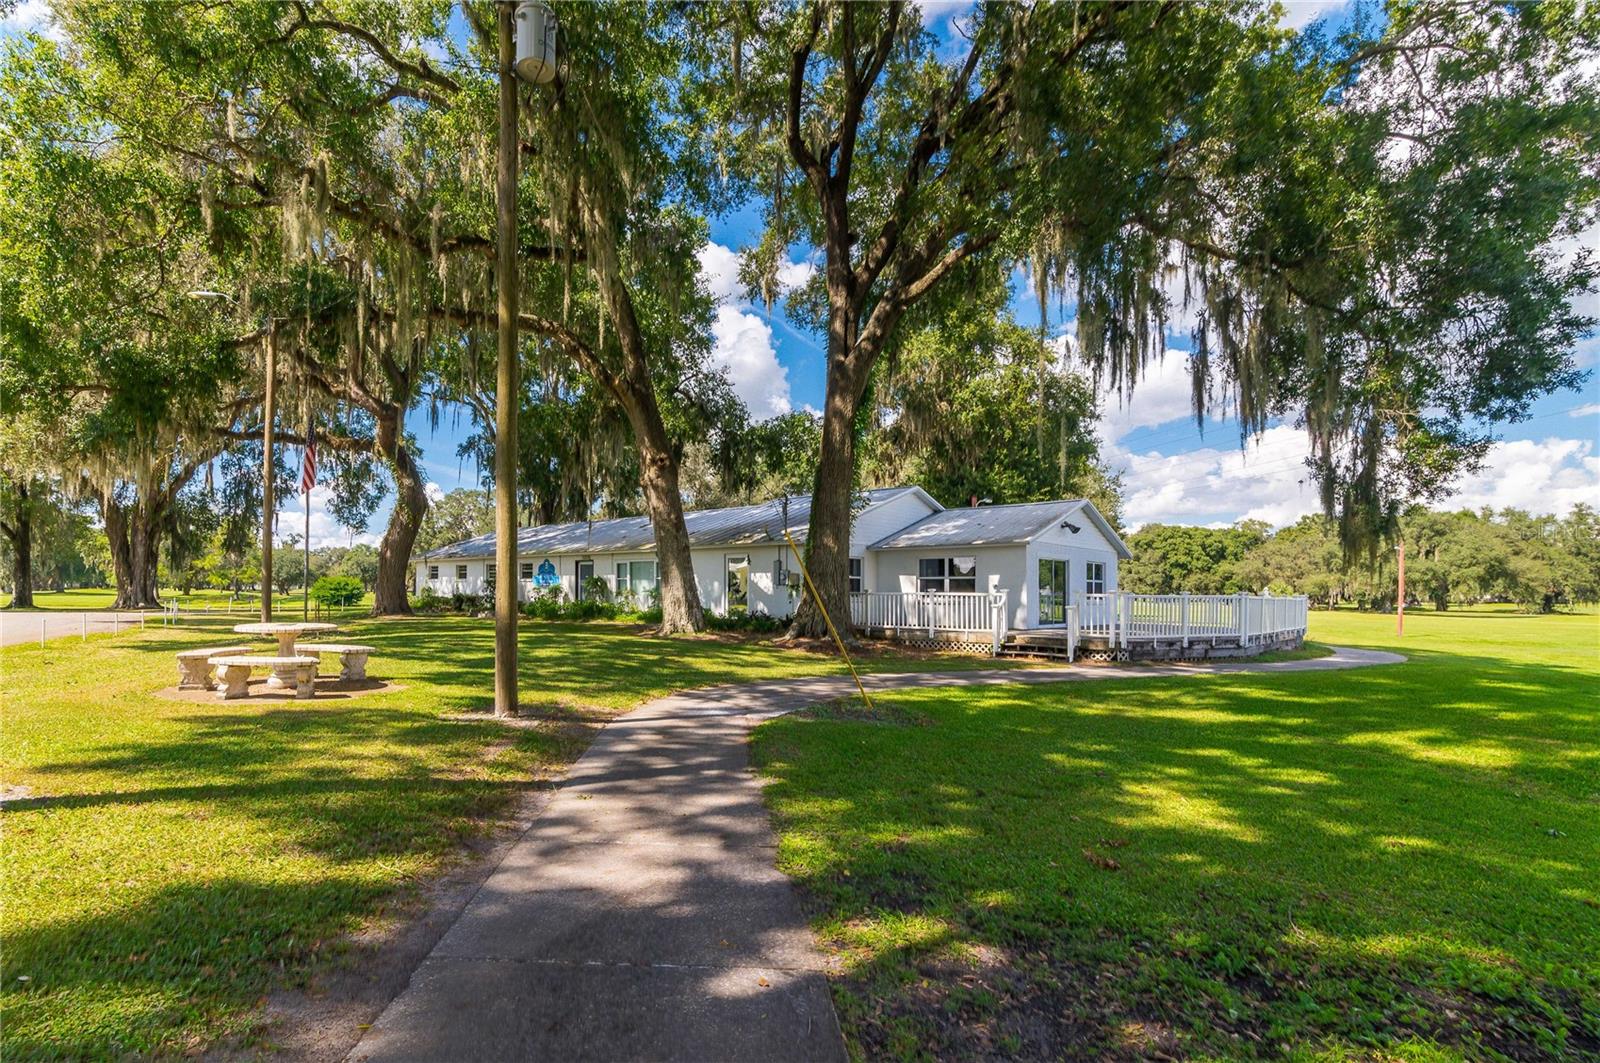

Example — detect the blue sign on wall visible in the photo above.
[534,559,560,587]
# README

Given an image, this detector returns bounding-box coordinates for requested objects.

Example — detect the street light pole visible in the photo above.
[1396,538,1405,638]
[493,1,520,718]
[261,319,277,622]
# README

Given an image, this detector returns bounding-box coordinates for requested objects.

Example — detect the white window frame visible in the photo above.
[918,556,977,593]
[485,562,497,589]
[520,561,534,581]
[848,557,863,594]
[428,564,439,580]
[1085,561,1106,595]
[455,563,468,581]
[616,560,658,601]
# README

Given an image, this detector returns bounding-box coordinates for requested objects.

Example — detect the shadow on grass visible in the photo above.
[755,649,1600,1060]
[0,876,395,1058]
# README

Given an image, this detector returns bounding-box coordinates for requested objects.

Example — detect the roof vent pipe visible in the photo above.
[514,1,558,85]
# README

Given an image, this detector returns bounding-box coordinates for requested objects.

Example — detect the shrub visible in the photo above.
[705,611,789,634]
[309,575,364,607]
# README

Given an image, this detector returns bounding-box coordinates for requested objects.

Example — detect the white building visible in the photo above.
[414,486,1129,631]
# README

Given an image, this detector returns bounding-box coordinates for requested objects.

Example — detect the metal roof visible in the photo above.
[423,487,923,560]
[868,498,1131,558]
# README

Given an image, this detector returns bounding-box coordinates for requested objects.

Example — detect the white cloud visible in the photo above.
[709,306,792,420]
[0,0,65,41]
[1570,403,1600,419]
[911,0,972,29]
[1443,436,1599,517]
[776,257,816,291]
[696,242,744,304]
[1114,424,1320,530]
[697,242,816,421]
[277,491,382,550]
[1277,0,1351,30]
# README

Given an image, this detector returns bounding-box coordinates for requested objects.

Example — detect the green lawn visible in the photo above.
[754,608,1600,1060]
[0,616,999,1058]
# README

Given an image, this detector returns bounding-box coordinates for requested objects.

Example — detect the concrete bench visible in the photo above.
[295,643,377,682]
[176,646,254,690]
[207,655,319,700]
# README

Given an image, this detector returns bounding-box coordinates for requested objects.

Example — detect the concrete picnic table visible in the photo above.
[232,622,338,687]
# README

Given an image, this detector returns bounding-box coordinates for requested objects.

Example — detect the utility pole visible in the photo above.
[261,319,277,622]
[493,1,520,718]
[1395,538,1405,637]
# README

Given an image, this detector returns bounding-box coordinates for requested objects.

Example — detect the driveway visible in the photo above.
[0,610,156,647]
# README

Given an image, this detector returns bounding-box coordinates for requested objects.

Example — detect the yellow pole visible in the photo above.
[783,530,874,711]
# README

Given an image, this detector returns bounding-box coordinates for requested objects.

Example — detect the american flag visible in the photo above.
[301,424,317,495]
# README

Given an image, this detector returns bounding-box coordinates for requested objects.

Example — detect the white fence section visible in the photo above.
[1076,592,1308,649]
[850,590,1010,654]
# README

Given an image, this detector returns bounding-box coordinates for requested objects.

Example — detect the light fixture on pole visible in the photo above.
[514,1,558,84]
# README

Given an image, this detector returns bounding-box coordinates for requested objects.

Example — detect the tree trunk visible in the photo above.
[102,492,163,609]
[591,262,706,634]
[1,480,34,609]
[633,417,701,634]
[374,435,428,616]
[790,352,864,640]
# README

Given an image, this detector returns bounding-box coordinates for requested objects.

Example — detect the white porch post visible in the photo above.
[1181,592,1190,648]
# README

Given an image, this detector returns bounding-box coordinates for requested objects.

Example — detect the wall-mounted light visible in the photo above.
[1061,520,1081,534]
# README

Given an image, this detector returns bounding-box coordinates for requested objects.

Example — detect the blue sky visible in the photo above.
[7,0,1595,547]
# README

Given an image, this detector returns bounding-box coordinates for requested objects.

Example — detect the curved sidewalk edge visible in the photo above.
[347,644,1403,1062]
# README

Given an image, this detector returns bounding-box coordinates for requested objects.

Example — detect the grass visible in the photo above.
[0,615,1004,1059]
[753,607,1600,1061]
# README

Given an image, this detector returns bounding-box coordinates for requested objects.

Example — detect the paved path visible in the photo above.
[0,609,157,647]
[348,646,1402,1062]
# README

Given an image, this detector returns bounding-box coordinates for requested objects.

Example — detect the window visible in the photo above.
[616,560,658,601]
[428,565,439,580]
[848,557,863,594]
[1085,561,1106,595]
[918,556,977,593]
[520,561,534,581]
[455,564,468,580]
[485,562,497,590]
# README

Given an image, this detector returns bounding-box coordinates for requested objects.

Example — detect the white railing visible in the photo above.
[1077,592,1308,648]
[850,590,1010,654]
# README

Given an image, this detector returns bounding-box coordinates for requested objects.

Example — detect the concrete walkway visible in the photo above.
[348,646,1402,1063]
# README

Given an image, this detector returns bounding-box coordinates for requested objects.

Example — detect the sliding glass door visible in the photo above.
[1038,558,1068,625]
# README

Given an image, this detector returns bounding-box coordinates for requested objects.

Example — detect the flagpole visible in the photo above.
[303,476,310,621]
[303,421,313,621]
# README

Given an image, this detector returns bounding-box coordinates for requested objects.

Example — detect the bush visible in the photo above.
[705,611,789,634]
[309,575,363,607]
[520,590,629,622]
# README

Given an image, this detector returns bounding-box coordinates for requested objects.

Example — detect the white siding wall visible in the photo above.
[1024,514,1120,627]
[850,490,939,554]
[870,545,1030,629]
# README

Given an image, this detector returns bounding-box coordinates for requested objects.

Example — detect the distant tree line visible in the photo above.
[1124,505,1600,613]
